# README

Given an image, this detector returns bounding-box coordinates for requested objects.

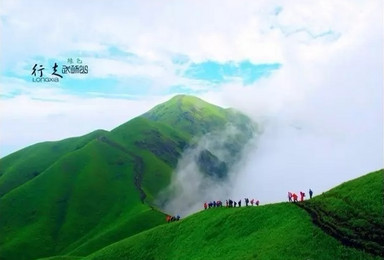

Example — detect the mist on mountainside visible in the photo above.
[156,122,258,216]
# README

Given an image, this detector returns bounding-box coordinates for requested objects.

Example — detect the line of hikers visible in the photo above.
[166,215,181,223]
[288,189,313,202]
[166,190,314,223]
[204,198,260,210]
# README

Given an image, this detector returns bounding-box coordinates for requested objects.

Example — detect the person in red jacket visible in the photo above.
[300,191,305,201]
[292,193,298,202]
[204,202,207,210]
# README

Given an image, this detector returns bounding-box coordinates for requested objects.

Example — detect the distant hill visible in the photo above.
[79,170,384,260]
[0,95,256,260]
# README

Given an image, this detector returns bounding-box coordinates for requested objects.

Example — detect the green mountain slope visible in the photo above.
[0,95,256,260]
[299,169,384,256]
[79,170,383,260]
[0,138,164,259]
[0,130,107,197]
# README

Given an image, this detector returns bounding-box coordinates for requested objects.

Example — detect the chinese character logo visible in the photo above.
[31,59,88,83]
[31,64,45,77]
[52,63,63,78]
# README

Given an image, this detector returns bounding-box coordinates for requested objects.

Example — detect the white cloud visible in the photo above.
[2,0,365,65]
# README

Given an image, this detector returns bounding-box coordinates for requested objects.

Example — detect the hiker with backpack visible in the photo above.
[245,198,249,206]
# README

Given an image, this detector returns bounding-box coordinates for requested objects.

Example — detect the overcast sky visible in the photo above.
[0,1,382,201]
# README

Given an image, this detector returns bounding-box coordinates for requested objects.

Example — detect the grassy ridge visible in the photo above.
[75,169,382,260]
[85,204,378,260]
[108,117,190,202]
[0,130,107,197]
[299,169,384,256]
[0,139,165,260]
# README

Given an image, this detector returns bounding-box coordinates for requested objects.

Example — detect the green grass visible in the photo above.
[0,130,107,197]
[85,204,378,260]
[81,169,383,260]
[0,139,165,260]
[37,257,83,260]
[108,117,190,201]
[300,169,384,256]
[308,169,382,221]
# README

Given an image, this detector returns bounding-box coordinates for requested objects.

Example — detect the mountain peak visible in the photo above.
[170,94,205,102]
[165,94,219,111]
[142,95,228,136]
